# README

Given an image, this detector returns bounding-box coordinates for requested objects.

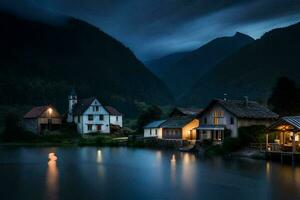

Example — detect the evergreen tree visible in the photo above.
[268,77,300,116]
[136,105,162,133]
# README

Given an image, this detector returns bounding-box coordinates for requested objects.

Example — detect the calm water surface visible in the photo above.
[0,147,300,200]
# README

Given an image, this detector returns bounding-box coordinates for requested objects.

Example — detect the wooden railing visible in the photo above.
[250,143,283,152]
[249,143,266,151]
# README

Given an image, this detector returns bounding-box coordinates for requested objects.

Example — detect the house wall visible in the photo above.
[40,107,61,119]
[182,119,200,140]
[200,104,239,137]
[144,128,162,138]
[110,115,123,127]
[237,119,274,128]
[75,99,110,134]
[162,128,182,139]
[23,119,38,134]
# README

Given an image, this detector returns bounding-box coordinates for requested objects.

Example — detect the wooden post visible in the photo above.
[292,132,296,154]
[266,133,269,151]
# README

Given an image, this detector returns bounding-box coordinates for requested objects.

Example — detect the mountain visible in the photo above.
[0,12,174,117]
[145,51,190,79]
[181,21,300,106]
[148,33,254,97]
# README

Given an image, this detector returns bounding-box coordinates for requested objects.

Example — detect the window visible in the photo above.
[97,125,102,131]
[99,115,104,120]
[116,116,119,121]
[87,124,92,131]
[213,117,219,125]
[88,115,93,121]
[230,117,234,125]
[204,117,207,124]
[95,106,99,111]
[155,129,158,135]
[78,117,80,123]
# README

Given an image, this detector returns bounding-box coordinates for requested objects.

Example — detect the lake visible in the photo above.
[0,147,300,200]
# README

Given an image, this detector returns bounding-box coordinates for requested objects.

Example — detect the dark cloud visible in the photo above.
[1,0,300,60]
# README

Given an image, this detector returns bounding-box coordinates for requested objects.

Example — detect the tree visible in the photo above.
[1,112,23,142]
[136,105,162,133]
[268,77,300,116]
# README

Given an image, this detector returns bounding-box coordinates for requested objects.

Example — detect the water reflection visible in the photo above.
[46,153,59,200]
[171,154,176,184]
[97,150,102,163]
[266,161,271,181]
[182,153,196,189]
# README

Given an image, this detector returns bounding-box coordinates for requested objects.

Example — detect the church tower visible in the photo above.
[67,88,77,123]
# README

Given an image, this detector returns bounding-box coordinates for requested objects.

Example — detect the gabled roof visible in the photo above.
[144,120,166,129]
[72,97,97,115]
[268,116,300,131]
[199,99,279,119]
[104,106,122,116]
[170,107,202,117]
[161,116,196,128]
[24,105,56,119]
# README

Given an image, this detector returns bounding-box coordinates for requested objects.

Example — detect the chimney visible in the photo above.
[244,96,249,107]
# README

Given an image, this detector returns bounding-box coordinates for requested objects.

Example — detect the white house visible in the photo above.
[144,120,166,139]
[105,106,123,127]
[67,90,122,134]
[197,98,279,144]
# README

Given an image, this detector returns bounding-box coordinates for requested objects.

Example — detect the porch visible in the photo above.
[196,125,225,144]
[265,116,300,154]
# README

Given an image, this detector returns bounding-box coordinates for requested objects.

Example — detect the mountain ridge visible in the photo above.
[147,32,254,97]
[181,21,300,106]
[0,11,174,117]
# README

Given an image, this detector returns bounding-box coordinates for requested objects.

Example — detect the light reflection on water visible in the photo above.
[1,147,300,200]
[46,153,59,200]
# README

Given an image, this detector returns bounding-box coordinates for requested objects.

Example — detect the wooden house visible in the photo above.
[160,116,199,140]
[23,105,62,134]
[266,116,300,153]
[197,98,278,144]
[144,120,166,138]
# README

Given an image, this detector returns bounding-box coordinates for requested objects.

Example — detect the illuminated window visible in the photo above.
[214,118,219,125]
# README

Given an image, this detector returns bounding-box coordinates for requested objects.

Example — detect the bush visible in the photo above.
[0,112,37,142]
[222,138,242,152]
[202,139,212,146]
[205,145,224,155]
[238,125,266,145]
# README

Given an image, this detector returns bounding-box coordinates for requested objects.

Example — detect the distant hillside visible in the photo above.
[181,21,300,106]
[0,12,174,117]
[145,51,190,79]
[148,33,254,97]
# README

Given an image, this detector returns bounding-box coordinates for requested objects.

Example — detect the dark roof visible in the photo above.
[24,105,53,119]
[170,107,203,117]
[161,116,196,128]
[144,120,167,129]
[72,97,96,115]
[104,106,122,116]
[199,99,279,119]
[268,116,300,131]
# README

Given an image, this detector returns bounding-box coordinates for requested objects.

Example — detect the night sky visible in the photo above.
[1,0,300,61]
